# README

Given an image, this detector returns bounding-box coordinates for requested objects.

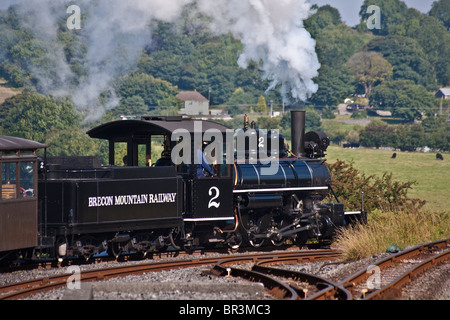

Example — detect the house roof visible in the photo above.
[176,90,209,102]
[435,88,450,98]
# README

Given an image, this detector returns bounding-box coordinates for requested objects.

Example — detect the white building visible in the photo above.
[435,88,450,116]
[177,90,209,116]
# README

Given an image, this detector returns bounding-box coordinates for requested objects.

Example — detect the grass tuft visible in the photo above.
[336,210,450,261]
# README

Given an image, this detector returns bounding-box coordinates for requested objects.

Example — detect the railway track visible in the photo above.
[212,250,345,300]
[252,259,351,300]
[2,239,448,300]
[310,238,450,300]
[0,249,340,300]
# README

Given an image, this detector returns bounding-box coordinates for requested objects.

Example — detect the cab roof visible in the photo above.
[87,116,231,141]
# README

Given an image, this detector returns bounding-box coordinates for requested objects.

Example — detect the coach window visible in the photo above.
[20,161,34,198]
[1,162,17,199]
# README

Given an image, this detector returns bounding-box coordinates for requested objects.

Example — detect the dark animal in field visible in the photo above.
[436,153,444,160]
[391,153,397,159]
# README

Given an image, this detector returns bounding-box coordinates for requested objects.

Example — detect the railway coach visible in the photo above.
[0,135,47,260]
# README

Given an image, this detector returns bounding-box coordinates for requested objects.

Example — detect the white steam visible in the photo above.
[196,0,319,102]
[3,0,320,121]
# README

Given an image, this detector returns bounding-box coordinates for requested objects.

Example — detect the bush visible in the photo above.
[327,159,447,261]
[358,118,449,151]
[326,159,426,213]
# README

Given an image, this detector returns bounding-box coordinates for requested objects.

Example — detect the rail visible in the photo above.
[310,238,450,300]
[0,249,339,300]
[4,238,446,301]
[212,249,342,300]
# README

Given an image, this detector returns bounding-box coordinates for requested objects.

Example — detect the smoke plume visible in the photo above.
[2,0,320,121]
[195,0,320,102]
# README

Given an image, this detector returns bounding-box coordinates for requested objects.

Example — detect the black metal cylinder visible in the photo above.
[243,194,283,209]
[291,110,305,157]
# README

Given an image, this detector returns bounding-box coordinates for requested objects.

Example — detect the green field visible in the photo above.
[325,145,450,213]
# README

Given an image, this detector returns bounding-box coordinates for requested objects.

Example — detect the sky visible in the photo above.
[308,0,436,26]
[0,0,437,25]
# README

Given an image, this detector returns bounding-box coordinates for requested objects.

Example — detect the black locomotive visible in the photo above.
[0,111,363,263]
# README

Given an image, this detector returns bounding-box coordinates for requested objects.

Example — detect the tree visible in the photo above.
[429,0,450,30]
[315,23,369,67]
[359,0,409,36]
[370,80,437,122]
[226,87,256,117]
[406,123,425,149]
[0,93,80,143]
[255,95,267,113]
[111,95,148,117]
[0,25,35,87]
[138,21,269,106]
[305,108,322,132]
[46,128,100,157]
[423,116,449,150]
[255,116,280,131]
[304,4,342,38]
[115,73,179,108]
[310,65,354,106]
[321,106,336,119]
[320,120,347,144]
[307,16,368,107]
[363,36,437,89]
[345,130,360,144]
[359,119,394,148]
[347,51,393,98]
[358,0,450,87]
[406,14,450,87]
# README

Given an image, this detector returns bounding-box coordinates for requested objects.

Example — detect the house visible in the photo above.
[177,90,209,116]
[435,88,450,116]
[435,88,450,99]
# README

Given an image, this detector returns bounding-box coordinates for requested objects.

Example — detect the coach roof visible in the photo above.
[87,116,231,141]
[0,135,47,152]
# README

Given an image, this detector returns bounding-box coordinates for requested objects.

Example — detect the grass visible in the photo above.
[325,145,450,259]
[0,79,21,104]
[336,210,450,261]
[325,145,450,213]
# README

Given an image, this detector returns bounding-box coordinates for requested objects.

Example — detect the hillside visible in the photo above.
[0,0,449,157]
[0,79,20,105]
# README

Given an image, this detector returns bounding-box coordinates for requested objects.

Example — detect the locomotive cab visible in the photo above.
[87,116,236,251]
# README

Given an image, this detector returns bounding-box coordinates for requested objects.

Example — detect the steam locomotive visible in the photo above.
[0,111,363,263]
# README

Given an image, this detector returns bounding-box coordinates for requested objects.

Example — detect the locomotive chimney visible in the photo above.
[291,110,306,158]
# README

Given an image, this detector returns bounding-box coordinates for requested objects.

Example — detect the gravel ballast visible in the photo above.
[1,250,447,300]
